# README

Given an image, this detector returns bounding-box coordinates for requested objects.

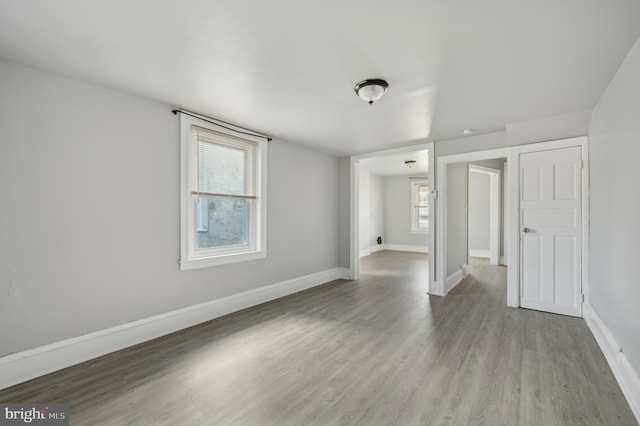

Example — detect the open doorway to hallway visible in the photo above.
[350,143,435,294]
[436,149,511,298]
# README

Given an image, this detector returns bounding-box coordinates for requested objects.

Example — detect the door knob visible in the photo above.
[522,227,532,233]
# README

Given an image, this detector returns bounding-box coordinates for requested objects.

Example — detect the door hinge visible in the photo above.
[581,293,585,303]
[431,190,438,200]
[579,160,584,169]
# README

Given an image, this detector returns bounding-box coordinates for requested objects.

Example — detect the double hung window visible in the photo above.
[411,180,429,233]
[180,115,266,270]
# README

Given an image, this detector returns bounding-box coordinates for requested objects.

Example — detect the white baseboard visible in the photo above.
[381,244,429,253]
[469,249,490,258]
[369,245,385,253]
[362,244,428,256]
[0,267,351,391]
[444,264,468,294]
[584,302,640,423]
[470,251,507,266]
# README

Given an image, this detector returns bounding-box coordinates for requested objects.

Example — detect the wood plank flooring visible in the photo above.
[0,251,636,425]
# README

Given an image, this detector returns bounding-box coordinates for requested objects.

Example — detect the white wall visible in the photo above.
[446,163,468,276]
[470,158,507,258]
[338,157,351,268]
[435,131,508,157]
[358,168,370,252]
[589,37,640,380]
[384,176,428,247]
[468,171,491,252]
[0,59,341,356]
[368,173,384,247]
[507,110,591,146]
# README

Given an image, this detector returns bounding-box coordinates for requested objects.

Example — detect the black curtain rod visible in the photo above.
[172,109,272,142]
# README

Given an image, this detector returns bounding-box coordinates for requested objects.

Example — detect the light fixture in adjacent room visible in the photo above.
[354,79,389,105]
[404,160,416,168]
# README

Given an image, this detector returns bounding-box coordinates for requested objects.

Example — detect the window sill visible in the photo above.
[411,230,429,235]
[180,250,266,271]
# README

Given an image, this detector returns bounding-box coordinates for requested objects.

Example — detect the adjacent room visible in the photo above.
[356,149,430,285]
[1,0,640,424]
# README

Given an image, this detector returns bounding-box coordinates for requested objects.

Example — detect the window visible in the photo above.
[180,115,267,270]
[411,180,429,233]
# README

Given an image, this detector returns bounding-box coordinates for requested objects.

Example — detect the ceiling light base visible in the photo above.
[354,79,389,105]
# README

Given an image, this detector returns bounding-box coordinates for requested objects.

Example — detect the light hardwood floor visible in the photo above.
[0,251,636,425]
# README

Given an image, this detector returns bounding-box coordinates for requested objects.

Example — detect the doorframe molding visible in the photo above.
[435,136,589,309]
[350,142,436,294]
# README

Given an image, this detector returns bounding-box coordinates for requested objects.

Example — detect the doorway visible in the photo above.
[350,143,435,294]
[468,162,503,266]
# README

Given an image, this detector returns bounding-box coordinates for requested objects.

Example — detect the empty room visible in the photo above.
[1,1,640,425]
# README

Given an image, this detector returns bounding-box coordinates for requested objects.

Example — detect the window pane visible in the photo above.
[197,140,246,195]
[418,207,429,229]
[418,184,429,205]
[196,196,249,249]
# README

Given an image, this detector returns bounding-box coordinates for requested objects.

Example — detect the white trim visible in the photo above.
[584,302,640,423]
[370,245,385,253]
[444,264,469,294]
[180,250,267,270]
[469,249,490,258]
[363,244,428,256]
[489,170,500,265]
[384,244,429,253]
[469,251,505,264]
[350,142,435,295]
[0,267,350,391]
[503,161,509,267]
[469,249,507,266]
[428,144,436,295]
[506,149,520,307]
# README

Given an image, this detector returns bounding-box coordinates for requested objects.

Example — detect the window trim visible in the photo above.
[410,179,429,234]
[179,114,267,271]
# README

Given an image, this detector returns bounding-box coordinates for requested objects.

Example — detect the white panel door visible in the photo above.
[519,146,582,317]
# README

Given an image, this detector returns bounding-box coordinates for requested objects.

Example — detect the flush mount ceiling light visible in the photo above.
[404,160,416,168]
[354,79,389,105]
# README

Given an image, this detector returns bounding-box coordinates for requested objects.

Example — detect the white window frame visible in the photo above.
[411,180,429,234]
[180,114,267,271]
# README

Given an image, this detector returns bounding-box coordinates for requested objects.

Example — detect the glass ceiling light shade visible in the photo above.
[354,79,389,105]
